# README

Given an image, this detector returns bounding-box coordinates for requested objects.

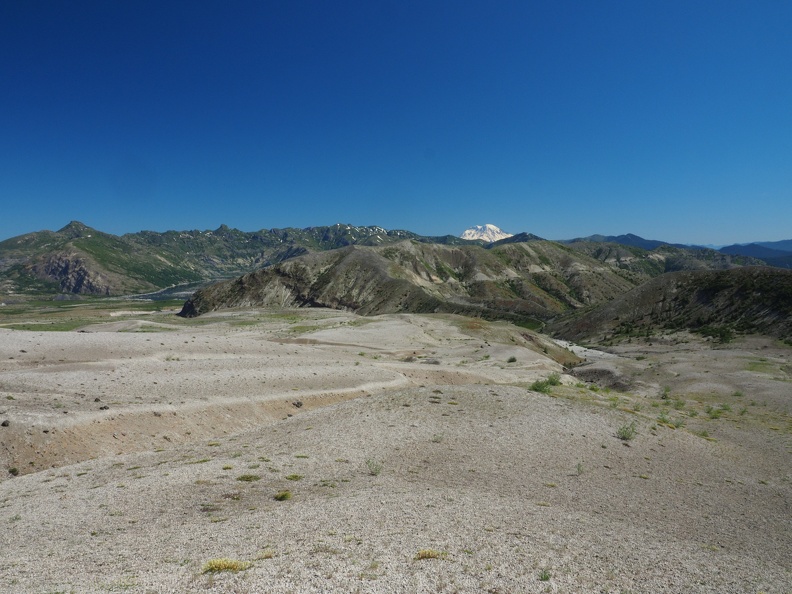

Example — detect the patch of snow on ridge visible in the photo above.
[460,224,513,243]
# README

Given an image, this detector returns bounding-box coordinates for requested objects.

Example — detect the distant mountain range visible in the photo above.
[0,221,474,297]
[3,221,790,341]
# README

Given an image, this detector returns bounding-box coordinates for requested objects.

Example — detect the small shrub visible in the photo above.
[530,373,561,394]
[539,569,551,581]
[236,474,261,482]
[202,558,251,573]
[285,474,303,481]
[616,421,637,441]
[8,467,19,477]
[273,490,292,501]
[705,406,722,419]
[366,459,383,476]
[507,356,517,363]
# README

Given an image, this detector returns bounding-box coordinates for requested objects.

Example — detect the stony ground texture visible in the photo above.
[0,307,790,593]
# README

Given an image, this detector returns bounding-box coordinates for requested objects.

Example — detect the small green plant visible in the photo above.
[660,386,671,399]
[285,474,303,481]
[366,459,383,476]
[431,434,444,443]
[616,421,637,441]
[8,467,19,476]
[539,568,551,581]
[201,558,251,573]
[576,462,584,476]
[236,474,261,482]
[273,490,292,501]
[705,406,722,419]
[529,374,561,394]
[415,549,446,560]
[507,356,517,363]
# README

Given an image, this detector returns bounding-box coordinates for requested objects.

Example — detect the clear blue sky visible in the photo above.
[1,1,790,245]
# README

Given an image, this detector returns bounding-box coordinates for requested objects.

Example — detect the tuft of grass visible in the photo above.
[539,568,551,581]
[201,558,251,573]
[507,356,517,363]
[285,474,303,481]
[705,406,723,419]
[365,459,383,476]
[273,490,292,501]
[236,474,261,482]
[415,549,446,561]
[616,421,637,441]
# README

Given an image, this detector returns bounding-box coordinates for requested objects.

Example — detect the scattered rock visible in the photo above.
[1,420,9,427]
[99,405,109,410]
[292,400,303,408]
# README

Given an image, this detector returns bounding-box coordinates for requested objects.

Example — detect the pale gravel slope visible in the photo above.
[0,311,790,593]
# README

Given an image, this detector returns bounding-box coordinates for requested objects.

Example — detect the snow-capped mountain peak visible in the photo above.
[460,224,513,243]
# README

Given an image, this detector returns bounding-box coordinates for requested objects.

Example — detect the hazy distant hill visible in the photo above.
[718,242,792,269]
[548,267,792,342]
[565,233,678,251]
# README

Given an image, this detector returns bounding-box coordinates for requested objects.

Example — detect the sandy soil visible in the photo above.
[0,308,790,593]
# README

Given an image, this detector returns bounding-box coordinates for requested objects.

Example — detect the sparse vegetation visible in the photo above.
[365,459,383,476]
[616,421,637,441]
[529,373,561,394]
[236,474,261,482]
[539,568,551,581]
[273,490,292,501]
[201,558,251,573]
[415,549,446,561]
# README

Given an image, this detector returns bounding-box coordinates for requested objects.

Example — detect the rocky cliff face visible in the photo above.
[31,254,112,295]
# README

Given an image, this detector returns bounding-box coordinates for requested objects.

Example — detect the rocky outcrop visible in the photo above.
[31,254,111,295]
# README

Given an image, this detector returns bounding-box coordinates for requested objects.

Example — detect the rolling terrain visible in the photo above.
[0,304,790,592]
[549,266,792,344]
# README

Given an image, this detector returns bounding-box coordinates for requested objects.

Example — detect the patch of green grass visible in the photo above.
[529,373,561,394]
[236,474,261,482]
[201,558,251,573]
[539,568,551,581]
[705,406,723,419]
[616,421,637,441]
[273,490,292,501]
[285,474,303,481]
[415,549,446,561]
